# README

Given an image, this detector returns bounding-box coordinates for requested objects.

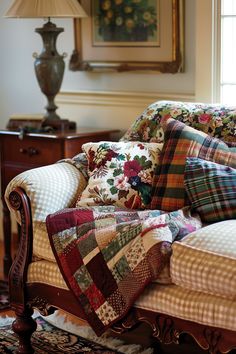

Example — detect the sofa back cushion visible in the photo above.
[150,117,236,212]
[121,100,236,145]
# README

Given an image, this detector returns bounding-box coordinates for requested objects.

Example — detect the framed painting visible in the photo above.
[70,0,184,73]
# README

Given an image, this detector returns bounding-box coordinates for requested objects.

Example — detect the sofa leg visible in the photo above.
[12,308,37,354]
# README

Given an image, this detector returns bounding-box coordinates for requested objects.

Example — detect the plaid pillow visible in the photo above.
[151,118,236,211]
[184,157,236,222]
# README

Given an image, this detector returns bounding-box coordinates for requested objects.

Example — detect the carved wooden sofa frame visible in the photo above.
[8,186,236,354]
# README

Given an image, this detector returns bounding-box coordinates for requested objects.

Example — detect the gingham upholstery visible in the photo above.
[27,260,236,332]
[27,260,67,289]
[5,162,87,223]
[33,221,56,262]
[171,220,236,299]
[135,283,236,332]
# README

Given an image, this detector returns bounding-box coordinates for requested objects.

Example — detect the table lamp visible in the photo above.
[4,0,87,131]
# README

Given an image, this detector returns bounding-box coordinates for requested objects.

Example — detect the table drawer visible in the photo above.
[3,165,33,188]
[2,136,62,165]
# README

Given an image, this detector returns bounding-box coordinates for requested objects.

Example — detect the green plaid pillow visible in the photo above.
[150,118,236,212]
[184,157,236,222]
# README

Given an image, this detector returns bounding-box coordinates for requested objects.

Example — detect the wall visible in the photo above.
[0,0,196,131]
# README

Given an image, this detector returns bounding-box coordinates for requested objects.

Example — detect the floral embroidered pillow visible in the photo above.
[76,141,163,209]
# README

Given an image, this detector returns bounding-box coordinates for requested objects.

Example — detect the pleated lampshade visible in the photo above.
[4,0,87,18]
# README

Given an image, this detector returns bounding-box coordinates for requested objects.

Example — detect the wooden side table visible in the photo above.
[0,127,119,279]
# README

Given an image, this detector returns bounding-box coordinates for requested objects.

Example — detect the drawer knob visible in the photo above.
[19,147,39,157]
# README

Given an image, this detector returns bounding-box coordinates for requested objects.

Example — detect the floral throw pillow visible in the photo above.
[76,141,163,209]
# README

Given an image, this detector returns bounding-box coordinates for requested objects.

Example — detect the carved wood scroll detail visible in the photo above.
[203,328,222,354]
[112,311,138,334]
[153,315,179,345]
[8,188,33,311]
[112,308,236,354]
[28,296,56,317]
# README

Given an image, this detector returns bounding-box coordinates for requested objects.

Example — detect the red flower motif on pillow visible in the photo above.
[124,160,142,178]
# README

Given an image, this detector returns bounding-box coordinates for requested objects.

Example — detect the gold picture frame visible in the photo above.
[70,0,184,73]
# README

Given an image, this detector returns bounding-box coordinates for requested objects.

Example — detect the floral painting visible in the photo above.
[92,0,160,46]
[72,0,184,72]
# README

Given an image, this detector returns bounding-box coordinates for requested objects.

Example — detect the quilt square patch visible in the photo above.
[95,300,119,326]
[86,253,118,298]
[85,283,105,311]
[125,236,146,271]
[74,265,93,292]
[77,231,98,259]
[112,255,131,283]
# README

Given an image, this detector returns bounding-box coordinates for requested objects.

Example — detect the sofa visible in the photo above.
[5,100,236,354]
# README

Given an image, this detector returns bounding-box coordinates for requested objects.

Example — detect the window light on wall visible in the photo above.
[220,0,236,104]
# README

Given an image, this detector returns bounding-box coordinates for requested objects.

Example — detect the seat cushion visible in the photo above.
[27,260,236,332]
[171,220,236,299]
[135,283,236,332]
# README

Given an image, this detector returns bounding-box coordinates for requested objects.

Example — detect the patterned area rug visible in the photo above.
[0,281,9,311]
[0,313,153,354]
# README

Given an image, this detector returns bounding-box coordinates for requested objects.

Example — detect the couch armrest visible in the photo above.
[5,161,87,223]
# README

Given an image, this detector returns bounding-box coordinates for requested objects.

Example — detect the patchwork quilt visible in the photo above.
[46,206,202,336]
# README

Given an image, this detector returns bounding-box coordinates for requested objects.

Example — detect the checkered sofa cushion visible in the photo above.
[27,260,236,331]
[171,220,236,299]
[135,283,236,332]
